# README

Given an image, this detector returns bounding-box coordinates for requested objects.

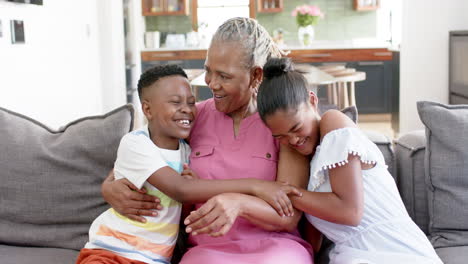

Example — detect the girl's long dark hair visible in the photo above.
[257,57,310,122]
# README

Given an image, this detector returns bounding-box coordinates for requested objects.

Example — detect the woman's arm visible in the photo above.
[184,144,311,236]
[243,144,310,231]
[101,170,162,223]
[184,193,301,237]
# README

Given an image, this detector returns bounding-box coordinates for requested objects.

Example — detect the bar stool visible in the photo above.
[321,67,357,108]
[317,64,345,72]
[316,65,346,106]
[333,71,366,109]
[328,68,356,108]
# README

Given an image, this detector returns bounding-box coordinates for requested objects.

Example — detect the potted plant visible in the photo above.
[291,4,324,46]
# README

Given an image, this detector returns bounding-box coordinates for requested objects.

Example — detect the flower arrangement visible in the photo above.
[291,4,324,27]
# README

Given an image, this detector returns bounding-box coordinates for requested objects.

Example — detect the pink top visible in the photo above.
[180,99,312,263]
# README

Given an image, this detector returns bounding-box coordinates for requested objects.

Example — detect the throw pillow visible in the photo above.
[340,105,358,123]
[417,101,468,248]
[0,104,134,251]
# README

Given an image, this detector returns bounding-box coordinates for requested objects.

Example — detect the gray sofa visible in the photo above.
[0,102,465,264]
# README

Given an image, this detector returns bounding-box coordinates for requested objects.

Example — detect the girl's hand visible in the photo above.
[184,193,243,237]
[254,181,302,217]
[181,163,199,180]
[102,170,162,223]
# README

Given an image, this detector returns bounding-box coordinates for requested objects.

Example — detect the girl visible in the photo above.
[256,57,443,264]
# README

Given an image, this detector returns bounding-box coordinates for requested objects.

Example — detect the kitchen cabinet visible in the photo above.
[257,0,283,13]
[350,60,392,114]
[142,0,189,16]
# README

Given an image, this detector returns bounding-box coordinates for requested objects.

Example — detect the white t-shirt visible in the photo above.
[84,126,191,264]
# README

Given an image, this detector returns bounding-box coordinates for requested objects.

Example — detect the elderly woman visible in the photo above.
[102,17,313,263]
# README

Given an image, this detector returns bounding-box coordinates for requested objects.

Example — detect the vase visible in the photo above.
[297,25,315,47]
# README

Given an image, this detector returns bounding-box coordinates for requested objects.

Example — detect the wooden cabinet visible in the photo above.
[289,49,392,63]
[351,61,392,114]
[353,0,379,11]
[142,0,189,16]
[257,0,283,13]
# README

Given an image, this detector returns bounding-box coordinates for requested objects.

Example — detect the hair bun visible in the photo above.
[263,58,293,79]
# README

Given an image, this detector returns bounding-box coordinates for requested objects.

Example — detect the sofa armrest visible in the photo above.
[394,130,429,234]
[362,130,396,181]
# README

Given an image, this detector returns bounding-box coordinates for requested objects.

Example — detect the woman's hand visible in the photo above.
[253,181,302,217]
[184,193,243,237]
[101,170,162,223]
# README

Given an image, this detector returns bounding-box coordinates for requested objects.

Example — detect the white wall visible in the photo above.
[0,0,125,129]
[96,0,126,113]
[400,0,468,132]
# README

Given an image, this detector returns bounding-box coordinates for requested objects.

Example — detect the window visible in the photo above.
[197,0,250,39]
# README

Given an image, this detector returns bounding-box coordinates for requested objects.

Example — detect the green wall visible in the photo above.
[145,0,377,44]
[145,14,192,33]
[257,0,377,43]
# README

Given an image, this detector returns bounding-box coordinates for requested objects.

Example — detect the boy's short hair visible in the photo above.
[137,64,188,101]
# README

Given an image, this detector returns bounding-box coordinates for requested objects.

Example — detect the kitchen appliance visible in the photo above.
[144,31,160,49]
[449,31,468,104]
[165,33,185,48]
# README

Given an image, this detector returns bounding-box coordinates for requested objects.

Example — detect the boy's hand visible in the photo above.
[253,181,302,217]
[181,163,199,180]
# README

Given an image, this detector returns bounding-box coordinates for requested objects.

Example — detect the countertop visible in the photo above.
[142,39,399,52]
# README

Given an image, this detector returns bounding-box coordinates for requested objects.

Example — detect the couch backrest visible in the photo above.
[394,130,429,234]
[0,105,134,251]
[362,130,395,180]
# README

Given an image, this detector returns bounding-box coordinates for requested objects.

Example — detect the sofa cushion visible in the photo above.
[363,129,395,181]
[0,105,134,251]
[0,245,79,264]
[417,101,468,248]
[435,246,468,264]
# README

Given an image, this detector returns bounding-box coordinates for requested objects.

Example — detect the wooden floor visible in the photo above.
[358,114,395,139]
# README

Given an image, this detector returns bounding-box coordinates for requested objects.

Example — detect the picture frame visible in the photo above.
[7,0,43,5]
[10,20,25,44]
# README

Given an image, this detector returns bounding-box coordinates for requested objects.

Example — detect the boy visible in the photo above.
[76,65,300,264]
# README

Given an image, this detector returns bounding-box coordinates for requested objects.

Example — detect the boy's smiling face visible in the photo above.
[142,75,196,149]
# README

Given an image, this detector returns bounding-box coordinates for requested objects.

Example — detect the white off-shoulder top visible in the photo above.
[305,127,442,264]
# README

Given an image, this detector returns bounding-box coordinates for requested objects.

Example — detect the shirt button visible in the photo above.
[266,153,271,158]
[195,151,200,156]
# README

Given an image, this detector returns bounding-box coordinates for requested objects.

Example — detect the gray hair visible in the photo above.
[211,17,287,69]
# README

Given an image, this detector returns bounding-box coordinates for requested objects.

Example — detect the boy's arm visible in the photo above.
[146,166,300,216]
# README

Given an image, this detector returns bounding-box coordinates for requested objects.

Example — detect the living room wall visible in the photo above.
[400,0,468,132]
[0,0,126,129]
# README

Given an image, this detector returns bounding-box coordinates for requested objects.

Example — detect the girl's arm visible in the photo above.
[291,110,364,226]
[184,144,311,235]
[291,154,364,226]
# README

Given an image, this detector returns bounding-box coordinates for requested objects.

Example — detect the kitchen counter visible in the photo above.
[142,39,395,52]
[141,39,396,63]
